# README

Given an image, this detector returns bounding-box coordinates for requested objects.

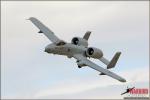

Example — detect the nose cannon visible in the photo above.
[44,47,50,53]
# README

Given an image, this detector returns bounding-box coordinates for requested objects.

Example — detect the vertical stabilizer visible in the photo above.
[107,52,121,69]
[99,52,121,69]
[83,31,91,40]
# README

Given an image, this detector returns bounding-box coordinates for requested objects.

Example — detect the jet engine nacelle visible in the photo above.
[71,37,88,47]
[86,47,103,59]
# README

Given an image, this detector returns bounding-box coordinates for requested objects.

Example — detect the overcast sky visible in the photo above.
[1,1,149,99]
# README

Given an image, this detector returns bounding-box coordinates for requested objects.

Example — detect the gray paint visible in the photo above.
[29,17,126,82]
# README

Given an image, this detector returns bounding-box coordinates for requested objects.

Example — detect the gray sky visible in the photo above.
[1,1,149,99]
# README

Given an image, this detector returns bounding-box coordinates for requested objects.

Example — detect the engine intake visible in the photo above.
[86,47,103,59]
[71,37,88,47]
[72,37,79,45]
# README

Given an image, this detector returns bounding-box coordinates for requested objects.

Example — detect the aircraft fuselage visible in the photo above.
[44,43,87,58]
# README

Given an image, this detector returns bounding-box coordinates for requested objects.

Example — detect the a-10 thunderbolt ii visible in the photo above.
[28,17,126,82]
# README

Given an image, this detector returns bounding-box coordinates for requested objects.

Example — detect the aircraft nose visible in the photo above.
[44,47,51,53]
[44,48,48,52]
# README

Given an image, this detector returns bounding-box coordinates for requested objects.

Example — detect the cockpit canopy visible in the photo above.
[56,40,66,46]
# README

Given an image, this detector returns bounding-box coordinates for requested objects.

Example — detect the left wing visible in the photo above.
[73,54,126,82]
[29,17,62,43]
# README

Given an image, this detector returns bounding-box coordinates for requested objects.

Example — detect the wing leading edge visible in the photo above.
[29,17,61,43]
[73,54,126,82]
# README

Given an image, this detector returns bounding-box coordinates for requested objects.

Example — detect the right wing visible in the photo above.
[29,17,61,43]
[73,54,126,82]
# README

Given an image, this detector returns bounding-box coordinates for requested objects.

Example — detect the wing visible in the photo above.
[29,17,61,43]
[73,54,126,82]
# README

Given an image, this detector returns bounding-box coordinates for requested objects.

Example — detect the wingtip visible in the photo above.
[27,17,36,20]
[26,17,32,20]
[120,79,126,82]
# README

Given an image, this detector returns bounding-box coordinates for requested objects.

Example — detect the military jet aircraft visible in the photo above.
[28,17,126,82]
